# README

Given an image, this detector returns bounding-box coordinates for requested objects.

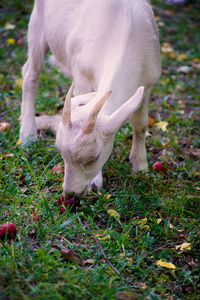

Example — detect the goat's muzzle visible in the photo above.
[58,194,80,212]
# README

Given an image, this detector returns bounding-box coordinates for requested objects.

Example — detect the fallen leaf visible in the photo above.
[136,218,150,230]
[4,22,16,30]
[155,121,168,132]
[83,258,95,266]
[15,78,23,88]
[161,42,174,54]
[7,38,15,44]
[30,210,40,222]
[0,153,14,160]
[191,58,200,63]
[177,53,187,61]
[177,66,192,73]
[52,245,83,266]
[107,209,120,219]
[156,259,176,269]
[126,257,133,265]
[188,259,198,269]
[146,131,152,137]
[106,194,111,200]
[175,242,191,252]
[157,218,162,224]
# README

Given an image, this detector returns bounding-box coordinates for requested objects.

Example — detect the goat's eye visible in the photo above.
[89,154,100,163]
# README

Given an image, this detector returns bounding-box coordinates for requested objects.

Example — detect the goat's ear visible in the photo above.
[104,86,144,135]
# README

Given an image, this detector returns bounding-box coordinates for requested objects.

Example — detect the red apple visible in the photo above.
[0,122,11,132]
[0,222,17,239]
[152,161,170,174]
[52,164,65,175]
[58,194,80,212]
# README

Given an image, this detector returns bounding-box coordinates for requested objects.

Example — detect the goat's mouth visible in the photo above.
[58,194,80,212]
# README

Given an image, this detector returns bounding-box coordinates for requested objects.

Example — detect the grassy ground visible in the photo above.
[0,0,200,299]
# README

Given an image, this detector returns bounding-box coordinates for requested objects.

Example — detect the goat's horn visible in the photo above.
[82,90,112,135]
[62,82,74,126]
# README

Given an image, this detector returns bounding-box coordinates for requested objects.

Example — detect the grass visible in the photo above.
[0,0,200,299]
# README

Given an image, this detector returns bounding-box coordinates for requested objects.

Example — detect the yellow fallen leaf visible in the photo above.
[15,78,23,88]
[192,58,200,63]
[17,139,22,145]
[4,22,16,30]
[169,223,174,229]
[106,194,111,200]
[155,121,168,132]
[156,259,176,269]
[175,242,191,252]
[161,42,174,54]
[126,257,133,264]
[146,131,152,137]
[137,218,150,230]
[177,53,187,61]
[157,218,162,224]
[7,38,15,44]
[107,209,120,219]
[94,232,108,240]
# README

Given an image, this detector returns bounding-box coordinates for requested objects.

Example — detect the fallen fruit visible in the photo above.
[58,194,80,212]
[152,161,170,174]
[0,222,17,239]
[0,122,11,132]
[52,164,65,175]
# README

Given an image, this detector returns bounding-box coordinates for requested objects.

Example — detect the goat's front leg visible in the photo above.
[20,61,41,140]
[129,88,151,173]
[20,7,49,141]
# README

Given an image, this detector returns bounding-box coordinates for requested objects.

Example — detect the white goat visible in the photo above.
[20,0,161,197]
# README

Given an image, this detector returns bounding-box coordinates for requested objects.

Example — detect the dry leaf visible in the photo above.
[107,209,120,219]
[157,218,162,224]
[30,211,40,222]
[0,153,14,160]
[156,259,176,269]
[94,232,109,241]
[137,218,150,230]
[83,258,95,266]
[161,42,174,54]
[15,78,23,88]
[177,53,187,61]
[146,131,152,137]
[4,22,16,30]
[192,58,200,63]
[7,38,15,44]
[106,194,111,200]
[53,245,83,266]
[175,242,191,252]
[177,66,192,74]
[155,121,168,132]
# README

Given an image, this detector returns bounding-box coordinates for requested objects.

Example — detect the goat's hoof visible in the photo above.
[20,135,37,147]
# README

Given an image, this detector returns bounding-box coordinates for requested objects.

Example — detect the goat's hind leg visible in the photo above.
[20,6,49,141]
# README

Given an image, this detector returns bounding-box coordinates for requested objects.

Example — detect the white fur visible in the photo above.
[20,0,161,196]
